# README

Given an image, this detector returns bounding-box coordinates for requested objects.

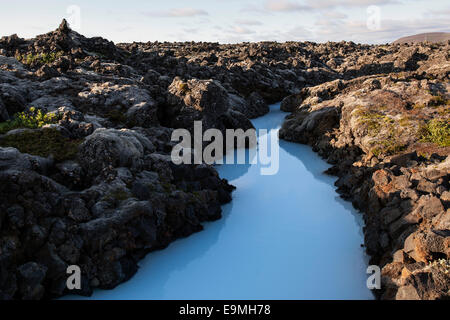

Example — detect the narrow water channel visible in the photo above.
[73,103,373,300]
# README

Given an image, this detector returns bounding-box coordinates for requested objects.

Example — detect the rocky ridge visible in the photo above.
[0,20,448,299]
[280,44,449,299]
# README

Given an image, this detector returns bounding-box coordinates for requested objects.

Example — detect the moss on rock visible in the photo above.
[0,128,81,161]
[15,51,64,66]
[0,107,61,134]
[418,119,450,147]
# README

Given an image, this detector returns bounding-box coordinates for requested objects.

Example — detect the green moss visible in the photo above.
[16,51,64,65]
[371,140,406,157]
[354,107,394,137]
[0,128,81,161]
[369,124,407,157]
[0,107,61,134]
[178,82,189,93]
[418,119,450,147]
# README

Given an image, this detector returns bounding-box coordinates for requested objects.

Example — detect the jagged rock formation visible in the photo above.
[0,20,448,299]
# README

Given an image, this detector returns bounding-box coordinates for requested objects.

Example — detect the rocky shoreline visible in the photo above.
[279,54,450,299]
[0,20,448,300]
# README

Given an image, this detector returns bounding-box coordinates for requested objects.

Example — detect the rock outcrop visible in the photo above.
[279,47,449,299]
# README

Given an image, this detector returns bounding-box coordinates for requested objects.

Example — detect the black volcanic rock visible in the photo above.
[58,19,71,34]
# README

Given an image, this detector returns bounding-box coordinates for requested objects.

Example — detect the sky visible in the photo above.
[0,0,449,44]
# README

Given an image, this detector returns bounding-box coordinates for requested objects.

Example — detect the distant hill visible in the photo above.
[393,32,450,44]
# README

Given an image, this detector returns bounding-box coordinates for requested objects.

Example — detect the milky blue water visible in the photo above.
[70,103,373,300]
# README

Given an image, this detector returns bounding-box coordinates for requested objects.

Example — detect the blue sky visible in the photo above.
[1,0,449,44]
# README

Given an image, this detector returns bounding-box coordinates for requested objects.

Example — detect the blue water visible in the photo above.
[70,103,373,300]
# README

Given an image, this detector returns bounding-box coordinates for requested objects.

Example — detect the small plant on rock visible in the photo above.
[16,51,64,66]
[418,119,450,147]
[0,107,60,134]
[178,82,189,93]
[354,107,394,137]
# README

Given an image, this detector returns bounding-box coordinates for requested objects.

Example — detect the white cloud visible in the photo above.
[235,19,263,26]
[263,0,397,13]
[220,25,315,43]
[143,8,208,18]
[312,16,450,43]
[264,0,310,12]
[322,11,348,19]
[425,7,450,17]
[306,0,398,9]
[232,26,256,34]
